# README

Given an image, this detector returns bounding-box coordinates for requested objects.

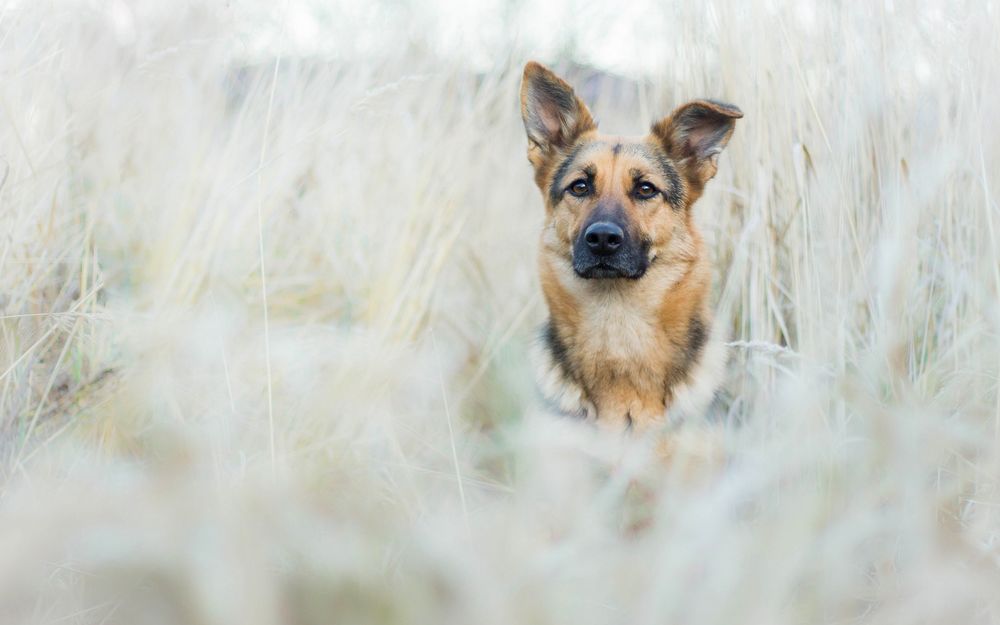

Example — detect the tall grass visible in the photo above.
[1,1,999,623]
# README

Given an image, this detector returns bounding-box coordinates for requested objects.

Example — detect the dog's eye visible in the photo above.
[634,182,659,200]
[567,179,591,197]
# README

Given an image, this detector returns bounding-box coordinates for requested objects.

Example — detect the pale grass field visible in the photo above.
[2,1,1000,623]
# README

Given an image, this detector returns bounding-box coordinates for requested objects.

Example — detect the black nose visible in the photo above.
[583,222,624,256]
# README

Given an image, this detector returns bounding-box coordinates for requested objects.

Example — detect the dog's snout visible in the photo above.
[583,222,624,256]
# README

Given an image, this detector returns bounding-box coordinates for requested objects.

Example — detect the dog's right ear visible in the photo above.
[520,62,595,167]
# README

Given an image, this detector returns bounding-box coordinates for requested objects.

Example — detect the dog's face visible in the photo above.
[520,62,742,281]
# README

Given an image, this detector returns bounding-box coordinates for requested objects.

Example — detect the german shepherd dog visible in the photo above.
[520,62,742,433]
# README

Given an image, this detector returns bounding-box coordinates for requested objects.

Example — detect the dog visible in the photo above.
[520,61,742,433]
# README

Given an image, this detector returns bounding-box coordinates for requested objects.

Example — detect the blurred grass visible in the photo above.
[1,1,1000,624]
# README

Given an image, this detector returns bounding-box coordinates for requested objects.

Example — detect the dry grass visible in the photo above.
[2,1,1000,623]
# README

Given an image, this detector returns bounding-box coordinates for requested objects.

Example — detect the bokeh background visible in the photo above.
[2,1,1000,623]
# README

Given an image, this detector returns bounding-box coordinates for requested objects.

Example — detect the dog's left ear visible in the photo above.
[651,99,743,187]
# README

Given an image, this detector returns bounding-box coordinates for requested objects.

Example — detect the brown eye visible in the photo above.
[634,182,658,200]
[568,179,591,197]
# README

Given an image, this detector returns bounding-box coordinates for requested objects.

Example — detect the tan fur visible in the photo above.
[522,62,742,432]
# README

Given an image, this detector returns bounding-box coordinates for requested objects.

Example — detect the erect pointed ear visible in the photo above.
[651,99,743,186]
[520,62,596,162]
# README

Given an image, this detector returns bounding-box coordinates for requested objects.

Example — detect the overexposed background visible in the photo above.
[2,1,1000,623]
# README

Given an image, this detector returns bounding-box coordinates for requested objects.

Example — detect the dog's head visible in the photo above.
[520,61,741,281]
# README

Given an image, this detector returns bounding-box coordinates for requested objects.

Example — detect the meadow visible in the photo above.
[2,1,1000,623]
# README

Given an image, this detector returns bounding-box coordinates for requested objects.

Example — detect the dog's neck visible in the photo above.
[537,250,712,431]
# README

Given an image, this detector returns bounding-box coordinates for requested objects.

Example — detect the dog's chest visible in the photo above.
[575,294,665,378]
[566,295,673,427]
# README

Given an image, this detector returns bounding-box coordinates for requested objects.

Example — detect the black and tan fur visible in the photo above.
[520,61,742,432]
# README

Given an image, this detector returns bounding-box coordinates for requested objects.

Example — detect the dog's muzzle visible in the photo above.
[572,221,648,280]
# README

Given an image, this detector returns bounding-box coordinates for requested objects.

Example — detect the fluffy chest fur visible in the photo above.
[573,290,672,427]
[575,286,666,381]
